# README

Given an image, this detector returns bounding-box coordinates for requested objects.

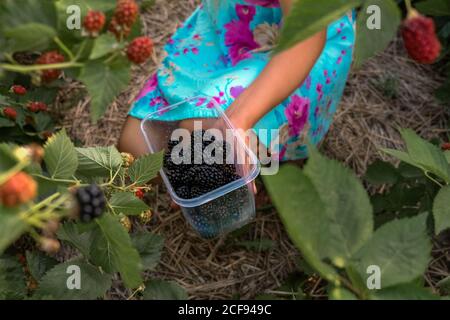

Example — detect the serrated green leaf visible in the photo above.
[437,276,450,295]
[57,222,95,259]
[0,255,26,299]
[128,151,164,186]
[90,33,122,60]
[433,185,450,234]
[382,148,417,167]
[0,0,57,31]
[79,58,131,122]
[353,214,431,288]
[275,0,362,53]
[34,260,111,300]
[131,231,164,271]
[364,160,400,185]
[400,128,450,183]
[262,164,340,283]
[354,0,401,68]
[4,23,56,52]
[90,214,142,288]
[43,130,78,179]
[143,280,187,300]
[75,146,122,178]
[25,251,58,282]
[110,192,149,216]
[303,146,373,267]
[0,209,28,255]
[372,283,438,300]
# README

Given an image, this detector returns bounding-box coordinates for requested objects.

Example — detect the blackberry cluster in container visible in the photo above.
[163,130,241,199]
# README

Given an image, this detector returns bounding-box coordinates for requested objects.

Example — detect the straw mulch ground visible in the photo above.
[59,0,449,299]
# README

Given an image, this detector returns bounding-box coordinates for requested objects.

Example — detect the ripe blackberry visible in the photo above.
[35,51,65,83]
[74,184,105,222]
[175,186,191,199]
[27,102,47,113]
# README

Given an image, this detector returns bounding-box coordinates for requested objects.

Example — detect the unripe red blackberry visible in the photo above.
[114,0,139,27]
[10,85,27,95]
[74,184,105,222]
[39,238,61,254]
[35,51,65,83]
[121,152,135,167]
[0,172,37,207]
[27,101,47,113]
[441,142,450,151]
[135,188,145,199]
[83,10,106,35]
[2,107,17,120]
[401,9,441,64]
[126,36,154,64]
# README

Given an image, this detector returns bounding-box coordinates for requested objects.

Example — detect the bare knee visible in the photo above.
[118,116,148,157]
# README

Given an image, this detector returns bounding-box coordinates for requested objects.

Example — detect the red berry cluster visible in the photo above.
[109,0,139,40]
[0,172,37,207]
[10,85,27,96]
[27,102,48,113]
[127,36,154,64]
[83,10,106,36]
[401,10,441,64]
[135,189,145,199]
[35,51,65,83]
[2,107,17,120]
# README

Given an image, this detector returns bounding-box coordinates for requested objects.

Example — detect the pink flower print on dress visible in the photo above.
[245,0,280,7]
[326,77,331,85]
[207,95,226,108]
[284,95,310,137]
[316,83,323,101]
[230,86,245,98]
[192,47,199,55]
[236,4,256,23]
[305,76,312,90]
[337,56,343,64]
[136,74,158,100]
[196,97,207,106]
[224,20,259,65]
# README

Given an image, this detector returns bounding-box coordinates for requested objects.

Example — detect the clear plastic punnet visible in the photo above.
[140,96,261,238]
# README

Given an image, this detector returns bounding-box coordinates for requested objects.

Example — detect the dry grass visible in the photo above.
[57,0,449,299]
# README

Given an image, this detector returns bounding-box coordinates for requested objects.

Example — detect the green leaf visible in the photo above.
[372,283,438,300]
[90,33,123,60]
[0,0,57,30]
[43,129,78,179]
[329,286,358,300]
[262,165,340,283]
[354,0,401,67]
[353,214,431,288]
[0,117,15,128]
[0,209,28,255]
[0,143,18,172]
[433,185,450,234]
[79,58,131,122]
[34,260,111,300]
[0,255,26,299]
[437,276,450,295]
[382,149,416,167]
[90,214,142,288]
[131,231,164,271]
[303,146,373,267]
[110,192,149,216]
[75,146,122,177]
[25,251,58,282]
[416,0,450,16]
[128,151,164,186]
[3,23,56,52]
[401,128,450,183]
[364,160,400,185]
[143,280,187,300]
[275,0,362,52]
[57,222,95,259]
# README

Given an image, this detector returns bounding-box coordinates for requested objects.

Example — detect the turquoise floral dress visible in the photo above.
[129,0,355,160]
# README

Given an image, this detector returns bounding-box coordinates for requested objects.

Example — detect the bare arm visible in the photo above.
[226,0,326,130]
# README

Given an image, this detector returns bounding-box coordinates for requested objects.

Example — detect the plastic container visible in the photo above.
[140,96,260,238]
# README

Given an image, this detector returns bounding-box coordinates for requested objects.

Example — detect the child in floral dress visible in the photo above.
[119,0,355,160]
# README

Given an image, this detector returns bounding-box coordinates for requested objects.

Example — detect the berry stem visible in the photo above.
[0,61,84,74]
[31,173,80,185]
[0,161,28,185]
[53,36,75,61]
[404,0,412,12]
